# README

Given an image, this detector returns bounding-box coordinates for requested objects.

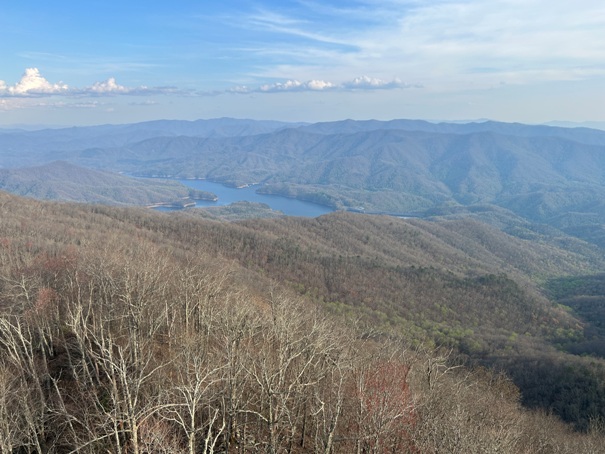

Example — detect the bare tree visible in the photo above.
[238,292,344,453]
[0,316,51,453]
[161,333,227,454]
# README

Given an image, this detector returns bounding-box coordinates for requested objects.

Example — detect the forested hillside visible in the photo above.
[0,161,214,206]
[2,118,605,247]
[1,190,605,452]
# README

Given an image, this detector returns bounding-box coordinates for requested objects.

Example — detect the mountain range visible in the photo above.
[1,117,605,244]
[2,118,605,443]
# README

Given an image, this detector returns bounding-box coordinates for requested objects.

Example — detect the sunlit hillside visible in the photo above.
[1,190,605,452]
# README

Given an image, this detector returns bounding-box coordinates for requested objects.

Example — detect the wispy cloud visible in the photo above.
[221,0,605,92]
[34,101,107,110]
[0,99,17,111]
[128,100,160,106]
[355,0,605,87]
[0,98,107,112]
[245,9,355,49]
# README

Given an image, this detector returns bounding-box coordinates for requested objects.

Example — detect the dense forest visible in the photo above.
[1,190,605,452]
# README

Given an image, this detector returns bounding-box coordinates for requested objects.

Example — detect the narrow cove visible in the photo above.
[176,179,335,217]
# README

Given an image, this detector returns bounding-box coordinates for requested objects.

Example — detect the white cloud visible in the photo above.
[341,76,416,90]
[1,68,417,108]
[227,85,252,94]
[0,68,69,96]
[0,68,181,98]
[260,80,302,92]
[228,76,415,94]
[76,78,179,96]
[258,79,337,92]
[89,77,131,94]
[83,78,181,96]
[307,79,337,90]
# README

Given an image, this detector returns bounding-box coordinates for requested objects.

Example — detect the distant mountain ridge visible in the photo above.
[298,119,605,146]
[1,117,605,245]
[0,118,299,166]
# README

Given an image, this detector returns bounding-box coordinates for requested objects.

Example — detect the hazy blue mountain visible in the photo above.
[297,119,605,146]
[0,118,299,167]
[546,120,605,131]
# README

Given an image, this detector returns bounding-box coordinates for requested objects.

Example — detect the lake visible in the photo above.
[179,179,335,217]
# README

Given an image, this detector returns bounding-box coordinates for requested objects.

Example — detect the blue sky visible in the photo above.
[1,0,604,127]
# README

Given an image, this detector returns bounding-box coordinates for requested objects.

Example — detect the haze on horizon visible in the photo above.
[1,0,604,127]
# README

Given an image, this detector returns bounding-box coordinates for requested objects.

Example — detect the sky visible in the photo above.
[1,0,604,127]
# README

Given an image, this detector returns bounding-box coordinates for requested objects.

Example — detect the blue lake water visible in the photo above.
[179,179,334,218]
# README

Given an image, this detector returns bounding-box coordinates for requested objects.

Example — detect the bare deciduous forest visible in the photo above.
[1,191,605,452]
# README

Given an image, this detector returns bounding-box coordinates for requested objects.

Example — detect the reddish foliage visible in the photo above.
[360,361,411,416]
[34,287,59,313]
[340,360,418,453]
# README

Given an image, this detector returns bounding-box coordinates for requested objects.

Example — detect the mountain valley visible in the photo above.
[1,118,605,450]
